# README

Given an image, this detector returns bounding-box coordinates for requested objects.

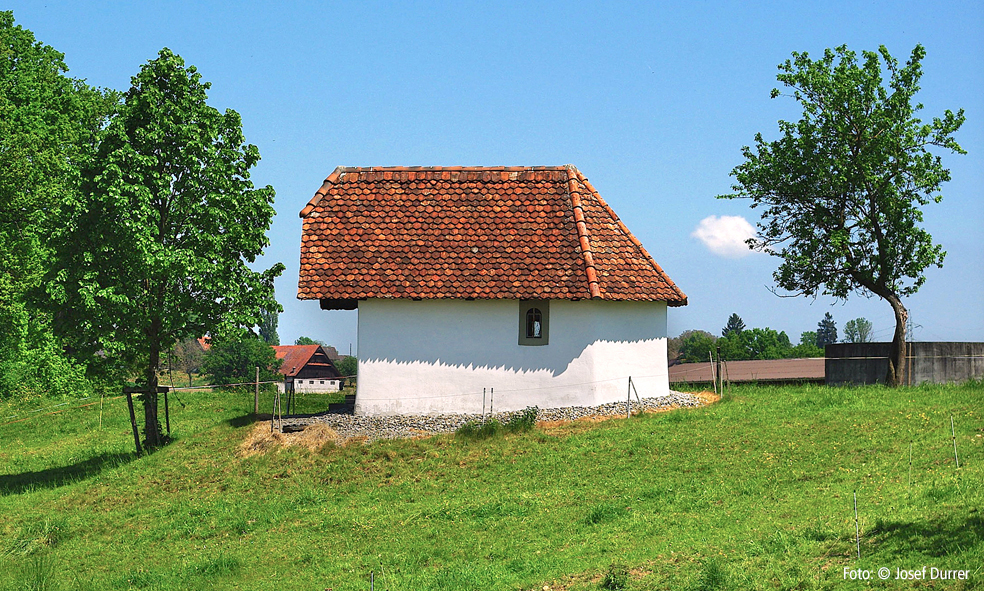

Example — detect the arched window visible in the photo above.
[526,307,543,339]
[519,300,549,346]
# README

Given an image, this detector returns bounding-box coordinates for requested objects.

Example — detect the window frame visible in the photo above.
[518,300,549,346]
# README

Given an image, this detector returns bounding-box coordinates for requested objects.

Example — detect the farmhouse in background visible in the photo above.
[272,344,345,393]
[296,165,687,415]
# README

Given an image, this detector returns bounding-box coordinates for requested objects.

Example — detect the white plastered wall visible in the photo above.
[355,299,669,415]
[277,380,342,394]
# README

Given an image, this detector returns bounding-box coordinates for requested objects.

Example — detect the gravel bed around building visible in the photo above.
[277,390,702,442]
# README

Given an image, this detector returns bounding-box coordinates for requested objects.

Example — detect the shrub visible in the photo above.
[504,406,538,433]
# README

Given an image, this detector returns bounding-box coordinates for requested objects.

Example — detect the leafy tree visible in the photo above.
[721,313,746,338]
[746,328,792,360]
[170,338,205,387]
[790,331,824,358]
[335,356,357,378]
[49,49,283,446]
[0,12,115,398]
[721,44,965,386]
[816,313,838,348]
[843,317,874,343]
[202,334,281,387]
[678,330,717,363]
[295,336,327,346]
[719,328,793,360]
[799,331,817,347]
[258,308,280,345]
[666,333,686,361]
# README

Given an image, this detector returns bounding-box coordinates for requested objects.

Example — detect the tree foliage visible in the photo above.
[202,334,281,387]
[0,12,115,398]
[843,317,874,343]
[335,356,357,378]
[170,338,204,387]
[722,313,746,338]
[721,44,965,385]
[792,332,824,358]
[816,312,838,348]
[719,328,793,361]
[676,325,823,362]
[259,308,280,345]
[678,330,718,363]
[49,48,283,445]
[295,336,327,347]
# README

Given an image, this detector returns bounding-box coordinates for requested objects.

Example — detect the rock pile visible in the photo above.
[277,391,702,443]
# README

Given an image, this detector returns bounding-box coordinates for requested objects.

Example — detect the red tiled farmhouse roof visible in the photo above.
[297,165,686,305]
[272,345,323,378]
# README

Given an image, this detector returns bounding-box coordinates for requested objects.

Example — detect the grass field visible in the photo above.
[1,381,981,590]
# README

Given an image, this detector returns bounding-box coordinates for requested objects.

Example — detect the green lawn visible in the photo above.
[1,382,981,590]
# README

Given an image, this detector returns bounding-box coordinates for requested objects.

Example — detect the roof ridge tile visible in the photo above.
[566,172,602,299]
[574,170,688,306]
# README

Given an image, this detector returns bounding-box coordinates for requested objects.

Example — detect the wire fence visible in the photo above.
[1,371,672,426]
[0,374,355,428]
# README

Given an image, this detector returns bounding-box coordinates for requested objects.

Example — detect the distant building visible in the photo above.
[272,344,345,393]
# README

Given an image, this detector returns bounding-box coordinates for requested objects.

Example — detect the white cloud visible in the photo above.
[691,215,758,258]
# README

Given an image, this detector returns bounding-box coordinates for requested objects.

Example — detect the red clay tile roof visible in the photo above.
[272,345,322,378]
[297,165,687,305]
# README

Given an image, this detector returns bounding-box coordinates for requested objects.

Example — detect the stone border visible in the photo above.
[278,391,703,443]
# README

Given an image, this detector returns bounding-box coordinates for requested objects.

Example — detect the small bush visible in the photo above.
[602,562,629,590]
[456,418,503,439]
[504,406,538,433]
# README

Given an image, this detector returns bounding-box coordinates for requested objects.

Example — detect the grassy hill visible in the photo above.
[1,382,981,590]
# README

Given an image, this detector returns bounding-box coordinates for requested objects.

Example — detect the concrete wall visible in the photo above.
[826,342,984,386]
[355,299,670,415]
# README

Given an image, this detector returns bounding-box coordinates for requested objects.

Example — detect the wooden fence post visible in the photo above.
[716,347,722,396]
[254,366,260,416]
[164,388,171,437]
[125,389,143,456]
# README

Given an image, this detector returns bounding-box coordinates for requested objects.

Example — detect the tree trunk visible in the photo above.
[885,294,909,387]
[143,320,164,448]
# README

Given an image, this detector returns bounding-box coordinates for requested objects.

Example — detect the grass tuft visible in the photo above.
[21,552,57,591]
[583,502,629,525]
[601,562,629,590]
[692,557,730,591]
[457,406,539,439]
[456,418,503,439]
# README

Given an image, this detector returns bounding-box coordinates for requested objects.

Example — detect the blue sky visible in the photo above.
[8,0,983,352]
